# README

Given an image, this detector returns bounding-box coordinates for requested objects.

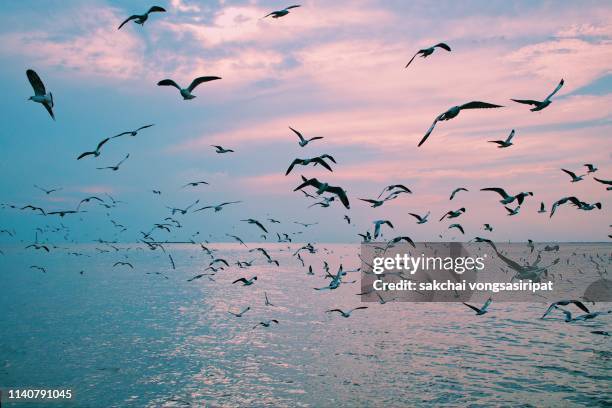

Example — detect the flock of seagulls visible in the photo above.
[8,3,610,339]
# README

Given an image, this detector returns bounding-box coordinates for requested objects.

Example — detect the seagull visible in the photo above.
[377,184,412,199]
[488,129,515,148]
[166,200,200,215]
[289,127,323,147]
[118,6,166,30]
[263,5,300,19]
[511,79,564,111]
[591,331,610,336]
[584,164,598,174]
[253,320,279,329]
[25,244,50,252]
[26,69,54,120]
[157,76,221,100]
[97,154,129,171]
[405,43,451,68]
[47,210,79,217]
[232,276,257,286]
[21,205,46,216]
[182,181,209,188]
[373,220,393,239]
[409,211,430,224]
[294,176,350,209]
[505,206,520,216]
[359,197,396,208]
[228,306,251,318]
[344,215,351,224]
[111,124,154,138]
[285,155,335,175]
[463,297,492,315]
[418,102,503,146]
[561,168,585,182]
[449,223,465,234]
[557,308,611,323]
[30,265,46,273]
[480,188,533,205]
[241,219,268,233]
[326,306,368,318]
[550,197,601,217]
[449,187,468,200]
[113,261,134,269]
[593,177,612,190]
[439,208,465,221]
[34,185,62,195]
[227,234,247,248]
[538,202,547,214]
[541,300,590,319]
[264,292,274,306]
[77,138,110,160]
[212,145,234,153]
[483,223,493,232]
[194,201,242,212]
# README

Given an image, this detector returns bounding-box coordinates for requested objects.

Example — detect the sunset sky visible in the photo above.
[0,0,610,243]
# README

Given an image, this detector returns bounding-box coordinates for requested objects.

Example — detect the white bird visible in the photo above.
[561,168,584,182]
[463,297,492,315]
[373,220,393,239]
[289,127,323,147]
[194,201,242,213]
[228,306,251,317]
[26,69,54,120]
[263,5,300,19]
[157,76,221,100]
[405,43,451,68]
[511,79,564,111]
[418,101,503,146]
[118,6,166,30]
[409,211,430,224]
[488,129,515,148]
[326,306,368,318]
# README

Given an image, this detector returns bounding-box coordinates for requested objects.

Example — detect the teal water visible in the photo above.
[0,244,610,407]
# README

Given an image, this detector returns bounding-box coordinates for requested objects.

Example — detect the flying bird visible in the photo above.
[480,188,533,205]
[34,185,62,195]
[97,154,130,171]
[463,297,492,315]
[326,306,368,318]
[289,127,323,147]
[483,223,493,232]
[228,307,251,318]
[30,265,47,273]
[77,138,110,160]
[241,219,268,233]
[541,300,590,319]
[194,201,242,212]
[538,202,547,214]
[511,79,564,111]
[118,6,166,30]
[263,5,300,19]
[182,181,209,188]
[593,177,612,191]
[409,211,430,224]
[488,129,515,148]
[550,197,601,217]
[112,124,154,138]
[211,145,234,153]
[418,102,503,146]
[253,320,279,329]
[405,43,451,68]
[449,187,468,200]
[113,261,134,269]
[294,176,350,209]
[439,208,466,221]
[505,206,520,216]
[561,168,584,182]
[584,163,598,174]
[157,76,221,100]
[232,276,258,286]
[26,69,55,120]
[449,223,465,234]
[285,155,336,175]
[373,220,393,239]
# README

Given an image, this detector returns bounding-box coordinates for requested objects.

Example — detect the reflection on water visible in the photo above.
[0,244,610,407]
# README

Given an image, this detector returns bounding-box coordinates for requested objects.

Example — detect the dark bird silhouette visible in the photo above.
[511,79,564,111]
[285,155,336,175]
[111,124,154,138]
[263,5,300,19]
[77,138,110,160]
[157,76,221,100]
[290,127,323,147]
[118,6,166,30]
[294,176,350,209]
[405,43,451,67]
[97,154,130,171]
[26,69,55,120]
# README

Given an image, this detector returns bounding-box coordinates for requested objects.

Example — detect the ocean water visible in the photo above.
[0,243,610,407]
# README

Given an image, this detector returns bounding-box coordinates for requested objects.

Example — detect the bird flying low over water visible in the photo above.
[118,6,166,30]
[326,306,368,318]
[294,176,350,209]
[405,43,451,68]
[480,188,533,205]
[77,138,110,160]
[211,145,234,153]
[263,5,300,19]
[233,276,257,286]
[418,102,503,147]
[228,307,251,317]
[561,168,585,182]
[488,129,515,148]
[550,197,601,217]
[541,300,590,319]
[26,69,54,120]
[289,127,323,147]
[557,308,611,323]
[463,297,492,315]
[253,320,279,329]
[157,76,221,100]
[285,155,336,175]
[511,79,564,111]
[112,124,154,138]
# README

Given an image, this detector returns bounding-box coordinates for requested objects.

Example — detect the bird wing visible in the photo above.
[112,131,131,139]
[26,69,46,95]
[137,124,154,131]
[463,302,482,313]
[43,101,55,120]
[289,126,305,142]
[404,51,420,68]
[285,159,303,175]
[351,306,369,312]
[254,221,268,233]
[506,129,515,142]
[561,168,577,179]
[408,213,423,222]
[187,76,222,92]
[77,151,94,160]
[480,187,509,199]
[481,298,492,311]
[593,177,612,185]
[312,157,333,172]
[320,154,336,163]
[545,79,564,100]
[504,206,516,214]
[418,114,441,147]
[327,309,344,314]
[116,154,130,167]
[118,15,138,30]
[510,99,540,106]
[327,186,350,209]
[97,137,110,151]
[565,196,584,207]
[286,5,301,9]
[148,6,167,13]
[157,79,182,89]
[307,136,324,142]
[459,101,503,110]
[434,42,452,51]
[294,177,321,191]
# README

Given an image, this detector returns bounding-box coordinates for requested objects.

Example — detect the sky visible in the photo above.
[0,0,610,244]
